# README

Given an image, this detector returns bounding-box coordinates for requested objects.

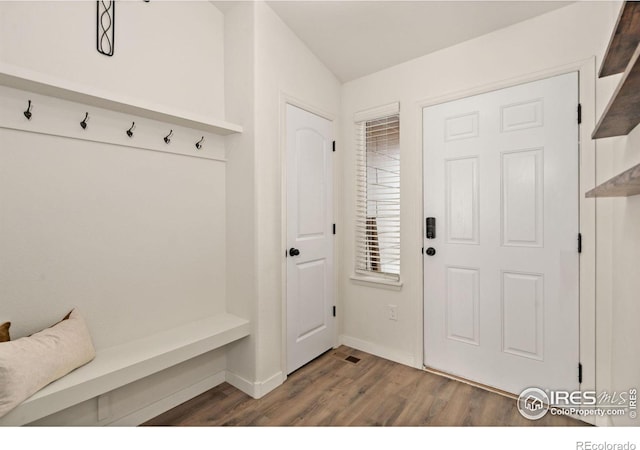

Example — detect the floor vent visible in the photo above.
[345,356,361,364]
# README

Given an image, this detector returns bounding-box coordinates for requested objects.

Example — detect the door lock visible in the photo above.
[289,247,300,257]
[426,217,436,239]
[426,247,436,256]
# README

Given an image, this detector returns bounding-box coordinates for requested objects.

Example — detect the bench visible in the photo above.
[0,313,250,426]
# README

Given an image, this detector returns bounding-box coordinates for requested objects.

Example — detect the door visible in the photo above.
[423,72,580,395]
[286,104,335,374]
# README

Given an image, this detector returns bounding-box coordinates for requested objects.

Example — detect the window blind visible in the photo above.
[355,113,400,280]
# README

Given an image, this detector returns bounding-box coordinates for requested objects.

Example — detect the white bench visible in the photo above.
[0,313,250,426]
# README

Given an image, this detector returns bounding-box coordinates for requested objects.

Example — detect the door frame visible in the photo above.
[279,92,339,381]
[416,58,597,420]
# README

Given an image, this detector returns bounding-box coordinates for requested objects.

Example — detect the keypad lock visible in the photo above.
[426,217,436,239]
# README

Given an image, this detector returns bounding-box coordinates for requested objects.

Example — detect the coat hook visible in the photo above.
[195,136,205,150]
[80,112,89,130]
[23,100,33,120]
[126,122,135,138]
[164,130,173,144]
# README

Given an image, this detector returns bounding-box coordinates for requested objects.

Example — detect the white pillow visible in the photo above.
[0,309,96,418]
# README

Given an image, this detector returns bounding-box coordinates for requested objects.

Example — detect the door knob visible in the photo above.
[289,247,300,257]
[426,247,436,256]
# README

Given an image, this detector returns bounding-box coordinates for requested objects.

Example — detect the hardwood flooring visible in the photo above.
[143,346,588,427]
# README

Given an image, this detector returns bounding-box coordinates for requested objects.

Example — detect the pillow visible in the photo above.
[0,310,96,419]
[0,322,9,343]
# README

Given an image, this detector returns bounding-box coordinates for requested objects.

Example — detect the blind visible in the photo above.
[355,114,400,280]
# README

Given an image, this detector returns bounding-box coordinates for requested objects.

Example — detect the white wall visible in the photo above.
[609,124,640,427]
[224,1,259,391]
[0,1,225,118]
[0,1,230,425]
[224,1,341,395]
[338,1,624,406]
[252,0,341,385]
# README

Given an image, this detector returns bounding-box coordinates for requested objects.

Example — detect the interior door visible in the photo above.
[286,104,334,374]
[423,73,580,395]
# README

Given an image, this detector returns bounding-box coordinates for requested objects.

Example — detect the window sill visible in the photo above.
[349,274,403,291]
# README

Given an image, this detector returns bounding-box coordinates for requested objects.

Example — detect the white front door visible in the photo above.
[423,73,580,395]
[286,104,335,374]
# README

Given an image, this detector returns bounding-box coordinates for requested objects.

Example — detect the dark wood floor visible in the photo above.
[144,346,587,427]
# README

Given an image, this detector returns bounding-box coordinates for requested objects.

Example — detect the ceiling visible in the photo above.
[265,1,572,82]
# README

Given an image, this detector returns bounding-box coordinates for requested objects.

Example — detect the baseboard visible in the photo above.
[225,370,284,399]
[225,370,255,397]
[255,371,284,398]
[107,371,226,426]
[340,335,416,368]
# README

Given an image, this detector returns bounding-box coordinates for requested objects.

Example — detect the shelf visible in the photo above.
[0,313,250,426]
[599,1,640,77]
[0,63,242,135]
[586,163,640,198]
[592,43,640,139]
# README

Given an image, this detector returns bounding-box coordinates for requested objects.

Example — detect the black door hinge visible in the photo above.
[332,140,336,152]
[578,363,583,384]
[333,223,336,235]
[332,306,336,317]
[578,104,582,125]
[422,247,424,254]
[578,233,582,253]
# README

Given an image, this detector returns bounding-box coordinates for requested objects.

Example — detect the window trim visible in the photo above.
[353,102,401,285]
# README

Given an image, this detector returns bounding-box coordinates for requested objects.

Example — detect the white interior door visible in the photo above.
[286,104,334,374]
[423,73,580,395]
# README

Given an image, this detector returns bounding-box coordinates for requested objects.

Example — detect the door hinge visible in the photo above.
[578,363,583,384]
[333,223,336,235]
[422,247,424,255]
[578,233,582,253]
[578,103,582,124]
[332,140,336,152]
[332,306,336,317]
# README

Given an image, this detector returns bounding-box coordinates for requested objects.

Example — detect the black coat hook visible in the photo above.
[126,122,135,138]
[23,100,33,120]
[195,136,205,150]
[80,112,89,130]
[164,130,173,144]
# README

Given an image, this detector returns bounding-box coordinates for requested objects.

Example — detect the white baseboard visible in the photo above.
[225,370,255,397]
[340,335,416,368]
[256,371,284,398]
[225,370,284,399]
[107,371,226,426]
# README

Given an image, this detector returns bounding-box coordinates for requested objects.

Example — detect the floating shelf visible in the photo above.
[0,62,242,135]
[0,313,250,426]
[586,163,640,198]
[592,43,640,139]
[599,1,640,77]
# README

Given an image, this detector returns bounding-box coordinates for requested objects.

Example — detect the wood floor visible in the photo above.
[143,346,587,427]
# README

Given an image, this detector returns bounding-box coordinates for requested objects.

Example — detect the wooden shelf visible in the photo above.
[0,63,242,135]
[592,43,640,139]
[0,313,250,426]
[599,1,640,77]
[586,163,640,198]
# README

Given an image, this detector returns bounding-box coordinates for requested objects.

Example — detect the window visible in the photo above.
[355,103,400,281]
